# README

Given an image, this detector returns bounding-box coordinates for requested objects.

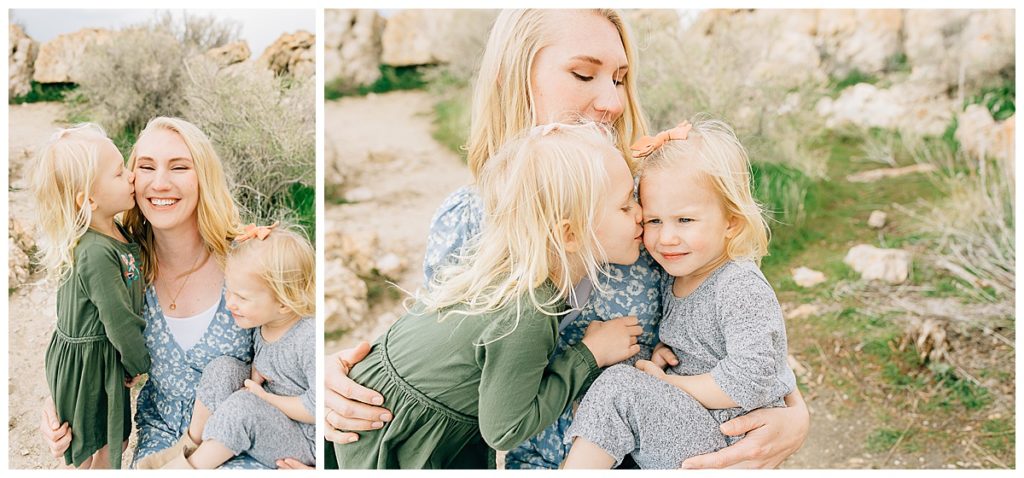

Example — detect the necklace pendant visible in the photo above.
[169,303,176,311]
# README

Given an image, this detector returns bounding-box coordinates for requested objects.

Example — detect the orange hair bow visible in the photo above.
[236,221,279,243]
[630,121,692,158]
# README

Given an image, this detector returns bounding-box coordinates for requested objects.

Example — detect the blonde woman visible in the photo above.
[564,118,796,469]
[30,124,148,470]
[39,117,304,469]
[327,9,809,469]
[335,123,643,469]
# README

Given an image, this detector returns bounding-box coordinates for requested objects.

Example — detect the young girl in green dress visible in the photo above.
[334,122,646,468]
[30,124,151,469]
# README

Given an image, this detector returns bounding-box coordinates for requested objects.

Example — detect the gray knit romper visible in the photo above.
[565,261,796,469]
[196,317,316,468]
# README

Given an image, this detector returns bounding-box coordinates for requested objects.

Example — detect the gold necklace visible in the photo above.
[167,249,206,311]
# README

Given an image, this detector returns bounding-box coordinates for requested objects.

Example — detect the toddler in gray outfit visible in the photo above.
[137,223,317,469]
[563,118,796,469]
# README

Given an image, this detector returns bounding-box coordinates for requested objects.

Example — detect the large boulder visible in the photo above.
[324,258,369,333]
[257,30,315,78]
[204,40,251,68]
[817,10,904,76]
[325,9,385,86]
[33,28,114,83]
[380,10,495,68]
[815,81,955,136]
[956,105,1015,164]
[9,24,37,98]
[904,10,1014,88]
[844,244,912,284]
[8,218,35,291]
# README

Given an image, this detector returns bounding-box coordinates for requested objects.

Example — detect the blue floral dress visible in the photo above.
[423,185,666,469]
[132,285,265,469]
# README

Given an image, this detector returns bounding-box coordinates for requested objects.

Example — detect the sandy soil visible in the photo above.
[7,103,139,469]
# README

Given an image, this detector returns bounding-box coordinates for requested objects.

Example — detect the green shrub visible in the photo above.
[9,81,76,104]
[325,65,426,100]
[966,81,1015,121]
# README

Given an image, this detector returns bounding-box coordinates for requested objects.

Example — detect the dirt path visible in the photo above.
[7,103,137,469]
[325,90,471,351]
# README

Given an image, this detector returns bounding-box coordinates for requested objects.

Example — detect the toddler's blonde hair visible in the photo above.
[639,116,770,263]
[123,117,242,282]
[227,224,315,318]
[29,123,111,283]
[423,122,619,337]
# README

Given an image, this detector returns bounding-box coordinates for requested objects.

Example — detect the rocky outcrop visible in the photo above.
[325,9,385,86]
[204,40,251,68]
[8,219,35,291]
[956,105,1015,164]
[904,10,1014,89]
[816,82,956,136]
[33,28,114,83]
[817,10,904,76]
[844,244,911,284]
[257,31,315,78]
[9,24,37,98]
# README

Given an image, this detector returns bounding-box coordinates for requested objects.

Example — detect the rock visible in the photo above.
[843,244,911,284]
[904,10,1014,89]
[329,229,379,276]
[956,105,1015,163]
[380,10,495,68]
[817,10,904,76]
[787,303,821,320]
[845,163,937,183]
[375,253,405,279]
[325,9,385,86]
[344,187,374,203]
[324,258,368,333]
[257,31,315,78]
[33,28,114,83]
[792,267,827,288]
[9,24,37,98]
[204,40,251,68]
[868,210,888,229]
[816,82,955,136]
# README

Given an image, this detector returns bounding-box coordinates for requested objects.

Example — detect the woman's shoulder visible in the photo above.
[430,185,482,224]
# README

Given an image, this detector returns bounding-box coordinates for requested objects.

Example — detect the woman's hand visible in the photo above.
[124,374,144,388]
[324,342,392,444]
[580,316,642,367]
[275,458,313,469]
[650,342,679,369]
[681,388,810,468]
[39,395,71,459]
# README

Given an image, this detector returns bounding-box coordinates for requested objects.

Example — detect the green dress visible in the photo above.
[44,226,150,469]
[334,282,602,469]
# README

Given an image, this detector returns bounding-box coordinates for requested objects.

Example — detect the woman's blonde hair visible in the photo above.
[123,117,242,282]
[423,122,619,339]
[467,9,648,179]
[639,116,770,263]
[228,224,315,318]
[29,123,110,283]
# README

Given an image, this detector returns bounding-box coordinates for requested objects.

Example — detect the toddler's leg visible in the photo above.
[191,356,250,443]
[562,437,617,469]
[563,364,642,468]
[200,390,315,469]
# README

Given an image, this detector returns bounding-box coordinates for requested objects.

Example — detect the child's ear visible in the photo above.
[725,214,741,240]
[278,302,291,315]
[75,192,98,211]
[559,220,580,254]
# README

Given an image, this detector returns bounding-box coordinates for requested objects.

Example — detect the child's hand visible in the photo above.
[650,342,679,369]
[635,359,668,380]
[250,367,266,386]
[244,379,268,398]
[581,316,642,367]
[124,374,144,388]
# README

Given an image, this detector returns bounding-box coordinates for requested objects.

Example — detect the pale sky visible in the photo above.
[10,9,314,59]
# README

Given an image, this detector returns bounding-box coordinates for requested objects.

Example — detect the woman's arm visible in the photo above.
[681,388,809,468]
[38,395,71,459]
[323,343,392,444]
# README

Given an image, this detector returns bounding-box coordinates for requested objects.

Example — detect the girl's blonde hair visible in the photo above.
[640,116,770,263]
[123,117,242,282]
[467,9,648,179]
[424,122,619,337]
[29,123,110,283]
[228,224,315,318]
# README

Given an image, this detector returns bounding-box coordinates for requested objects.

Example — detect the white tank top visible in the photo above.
[164,298,220,352]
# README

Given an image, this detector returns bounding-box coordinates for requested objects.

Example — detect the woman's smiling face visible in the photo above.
[530,11,628,126]
[131,127,200,232]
